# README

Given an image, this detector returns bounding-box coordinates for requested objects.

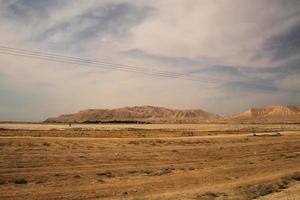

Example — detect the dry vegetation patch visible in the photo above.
[0,176,6,185]
[96,171,115,178]
[195,192,228,200]
[241,172,300,199]
[14,178,28,184]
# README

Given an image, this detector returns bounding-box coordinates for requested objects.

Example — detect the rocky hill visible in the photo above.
[226,105,300,123]
[45,105,300,124]
[45,106,220,123]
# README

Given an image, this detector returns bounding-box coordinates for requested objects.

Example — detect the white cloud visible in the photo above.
[130,0,300,67]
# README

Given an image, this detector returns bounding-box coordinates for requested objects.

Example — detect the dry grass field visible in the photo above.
[0,123,300,200]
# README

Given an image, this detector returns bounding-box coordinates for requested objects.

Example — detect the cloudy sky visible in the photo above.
[0,0,300,121]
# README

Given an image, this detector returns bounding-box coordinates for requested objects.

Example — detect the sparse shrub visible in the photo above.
[36,180,46,184]
[14,178,28,184]
[241,174,299,199]
[128,170,138,174]
[142,170,153,175]
[73,175,81,178]
[276,132,282,136]
[285,155,295,159]
[196,192,227,200]
[128,141,139,145]
[43,142,50,146]
[225,176,239,181]
[291,172,300,181]
[255,184,277,196]
[276,179,289,189]
[156,140,163,144]
[96,171,114,178]
[0,176,5,185]
[154,168,173,176]
[243,184,279,199]
[182,131,194,136]
[142,168,174,176]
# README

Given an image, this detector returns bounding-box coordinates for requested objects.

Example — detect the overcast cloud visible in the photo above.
[0,0,299,121]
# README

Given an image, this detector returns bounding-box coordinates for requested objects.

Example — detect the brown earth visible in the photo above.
[44,105,300,124]
[0,124,299,200]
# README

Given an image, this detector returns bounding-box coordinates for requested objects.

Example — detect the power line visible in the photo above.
[0,46,186,77]
[6,45,281,92]
[0,46,183,78]
[0,49,219,84]
[0,50,184,79]
[0,45,287,92]
[0,45,227,83]
[0,45,224,84]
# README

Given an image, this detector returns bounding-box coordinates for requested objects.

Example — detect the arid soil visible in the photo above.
[0,124,299,200]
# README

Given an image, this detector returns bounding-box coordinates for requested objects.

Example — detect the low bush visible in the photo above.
[14,178,28,184]
[96,171,114,178]
[42,142,50,146]
[0,176,5,185]
[196,192,227,200]
[291,172,300,181]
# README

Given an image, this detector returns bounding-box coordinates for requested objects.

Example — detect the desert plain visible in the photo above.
[0,123,299,200]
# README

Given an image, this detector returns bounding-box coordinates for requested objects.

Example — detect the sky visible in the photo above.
[0,0,300,121]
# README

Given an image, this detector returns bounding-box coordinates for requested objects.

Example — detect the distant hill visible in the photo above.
[225,105,300,123]
[45,105,300,124]
[45,106,220,123]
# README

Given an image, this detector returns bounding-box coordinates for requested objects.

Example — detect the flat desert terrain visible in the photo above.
[0,123,300,200]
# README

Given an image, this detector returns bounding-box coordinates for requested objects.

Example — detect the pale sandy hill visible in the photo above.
[45,106,220,123]
[227,105,300,123]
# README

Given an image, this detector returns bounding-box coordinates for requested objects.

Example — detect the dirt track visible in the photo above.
[0,125,299,199]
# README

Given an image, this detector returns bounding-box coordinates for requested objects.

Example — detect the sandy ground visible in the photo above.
[1,123,300,131]
[0,124,299,200]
